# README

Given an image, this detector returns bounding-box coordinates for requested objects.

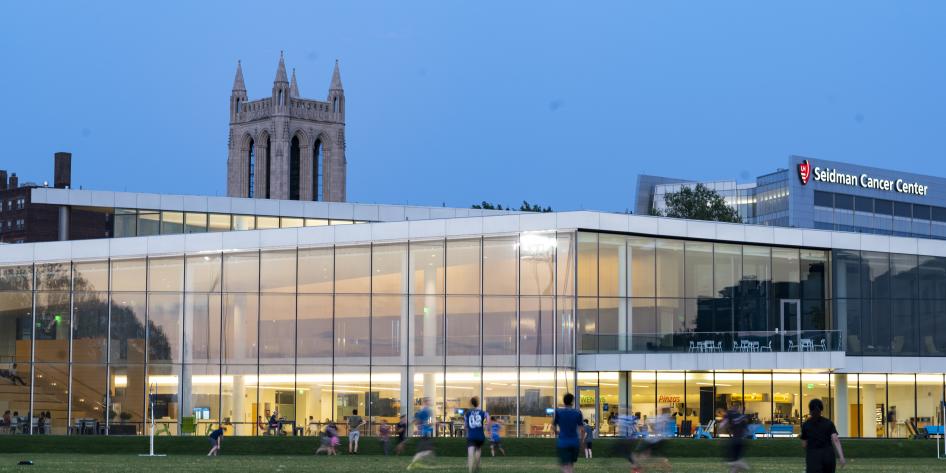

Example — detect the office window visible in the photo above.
[834,194,854,210]
[814,191,834,208]
[875,199,893,215]
[184,212,208,233]
[855,196,873,213]
[161,211,184,234]
[894,202,912,218]
[208,213,230,232]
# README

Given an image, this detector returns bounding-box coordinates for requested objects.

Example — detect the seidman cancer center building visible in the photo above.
[3,155,946,440]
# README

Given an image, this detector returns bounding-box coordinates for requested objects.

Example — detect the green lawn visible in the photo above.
[0,454,943,472]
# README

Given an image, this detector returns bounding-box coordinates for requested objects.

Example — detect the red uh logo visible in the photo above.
[798,160,811,185]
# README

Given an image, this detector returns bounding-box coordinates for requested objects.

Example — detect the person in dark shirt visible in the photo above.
[463,396,490,473]
[801,399,846,473]
[395,415,408,455]
[207,425,224,456]
[552,393,584,473]
[720,402,749,473]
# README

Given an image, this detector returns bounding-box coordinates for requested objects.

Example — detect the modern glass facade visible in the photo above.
[576,371,945,439]
[574,233,836,353]
[2,225,946,439]
[0,231,576,437]
[813,190,946,239]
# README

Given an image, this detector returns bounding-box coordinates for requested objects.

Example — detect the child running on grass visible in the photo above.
[583,419,594,459]
[489,417,506,457]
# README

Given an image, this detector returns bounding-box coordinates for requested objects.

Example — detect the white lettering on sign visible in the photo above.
[811,166,928,196]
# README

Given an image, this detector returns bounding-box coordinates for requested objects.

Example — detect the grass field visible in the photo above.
[0,454,943,472]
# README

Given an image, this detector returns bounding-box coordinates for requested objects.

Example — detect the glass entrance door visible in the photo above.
[780,299,801,351]
[578,386,599,430]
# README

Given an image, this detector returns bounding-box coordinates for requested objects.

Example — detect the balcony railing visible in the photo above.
[579,330,843,354]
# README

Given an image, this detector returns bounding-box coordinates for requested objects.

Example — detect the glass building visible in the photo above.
[636,156,946,238]
[1,192,945,439]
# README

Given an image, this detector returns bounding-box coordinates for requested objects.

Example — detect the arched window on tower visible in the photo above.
[279,90,284,106]
[265,138,272,199]
[289,136,301,200]
[247,138,255,198]
[313,139,323,201]
[333,97,339,113]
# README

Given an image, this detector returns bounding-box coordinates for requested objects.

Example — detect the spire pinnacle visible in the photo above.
[274,51,288,83]
[290,68,299,98]
[232,60,246,91]
[329,59,343,90]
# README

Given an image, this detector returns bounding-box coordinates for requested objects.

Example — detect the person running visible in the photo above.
[631,408,673,473]
[552,393,584,473]
[315,423,334,455]
[463,396,489,473]
[801,399,846,473]
[207,424,224,456]
[583,419,595,459]
[347,409,364,454]
[489,417,506,457]
[395,415,408,455]
[720,401,750,473]
[407,398,435,470]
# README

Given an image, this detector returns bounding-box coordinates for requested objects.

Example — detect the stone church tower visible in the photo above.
[227,52,346,201]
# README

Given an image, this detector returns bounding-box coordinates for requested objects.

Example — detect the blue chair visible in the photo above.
[694,420,715,439]
[748,424,768,439]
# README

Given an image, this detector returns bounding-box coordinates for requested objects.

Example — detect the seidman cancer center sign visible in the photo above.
[798,159,929,196]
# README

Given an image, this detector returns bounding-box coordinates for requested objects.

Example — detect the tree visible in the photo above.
[651,183,742,223]
[472,201,553,212]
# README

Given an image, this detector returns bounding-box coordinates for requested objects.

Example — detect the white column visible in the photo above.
[861,384,876,438]
[834,374,848,437]
[233,375,245,435]
[619,372,630,414]
[618,245,628,351]
[423,267,439,423]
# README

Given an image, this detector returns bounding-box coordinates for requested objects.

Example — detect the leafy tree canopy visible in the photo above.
[651,183,741,223]
[472,200,552,212]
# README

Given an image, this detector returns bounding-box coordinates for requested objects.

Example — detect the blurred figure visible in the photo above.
[379,419,392,456]
[631,408,672,473]
[489,417,506,457]
[395,415,408,455]
[407,398,435,470]
[720,401,749,473]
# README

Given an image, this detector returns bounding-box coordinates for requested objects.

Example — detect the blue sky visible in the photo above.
[2,1,945,212]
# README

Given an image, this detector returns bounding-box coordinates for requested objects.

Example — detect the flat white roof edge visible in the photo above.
[29,187,516,221]
[5,210,946,265]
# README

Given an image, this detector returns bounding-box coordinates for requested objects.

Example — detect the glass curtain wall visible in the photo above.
[835,250,946,356]
[580,371,944,438]
[577,232,831,353]
[0,231,576,436]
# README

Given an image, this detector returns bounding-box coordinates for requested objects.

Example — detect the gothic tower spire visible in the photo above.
[329,59,343,90]
[232,60,246,91]
[290,68,299,98]
[274,51,289,84]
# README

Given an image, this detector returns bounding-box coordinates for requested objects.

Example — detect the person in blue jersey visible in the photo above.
[489,417,506,457]
[408,397,436,470]
[463,396,490,473]
[552,393,585,473]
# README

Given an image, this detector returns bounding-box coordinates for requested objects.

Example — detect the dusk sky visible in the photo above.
[2,1,945,212]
